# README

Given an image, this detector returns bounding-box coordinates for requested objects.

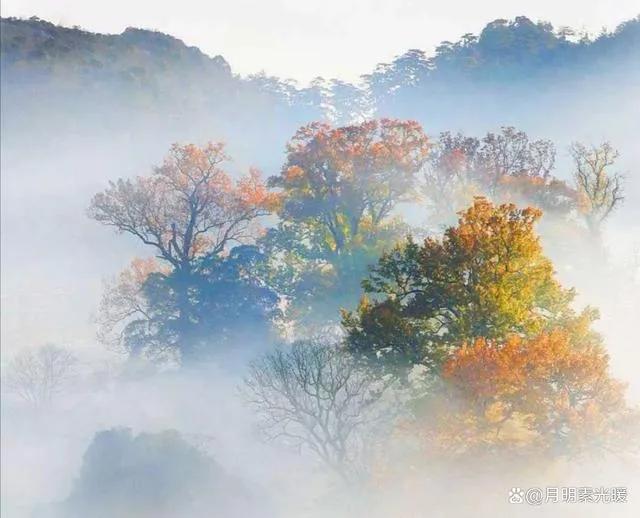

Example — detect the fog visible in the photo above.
[1,13,639,518]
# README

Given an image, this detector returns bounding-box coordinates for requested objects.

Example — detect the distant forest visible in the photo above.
[2,15,639,167]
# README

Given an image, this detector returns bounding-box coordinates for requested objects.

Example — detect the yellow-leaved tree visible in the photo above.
[343,197,598,375]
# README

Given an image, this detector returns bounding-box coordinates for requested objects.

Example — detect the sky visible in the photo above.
[2,0,639,83]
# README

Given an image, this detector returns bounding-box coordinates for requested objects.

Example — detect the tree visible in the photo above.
[270,119,429,255]
[142,245,280,361]
[422,128,575,226]
[97,257,170,357]
[570,142,624,236]
[422,131,482,224]
[4,344,77,408]
[98,248,280,362]
[478,127,556,191]
[413,330,634,458]
[343,197,597,376]
[53,428,266,518]
[89,143,279,361]
[244,339,392,482]
[89,143,277,273]
[261,215,409,334]
[265,119,429,329]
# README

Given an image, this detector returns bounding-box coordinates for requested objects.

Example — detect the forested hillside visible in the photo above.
[2,15,639,154]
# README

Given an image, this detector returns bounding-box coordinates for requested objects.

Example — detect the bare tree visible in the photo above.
[243,339,393,483]
[570,142,624,235]
[422,128,559,225]
[479,127,556,191]
[4,345,77,408]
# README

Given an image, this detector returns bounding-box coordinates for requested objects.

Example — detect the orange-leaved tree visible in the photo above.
[90,142,278,273]
[270,119,430,254]
[413,330,635,458]
[89,143,280,361]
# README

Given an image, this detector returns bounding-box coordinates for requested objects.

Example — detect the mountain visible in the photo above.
[1,19,329,171]
[365,16,640,129]
[2,15,639,154]
[0,17,231,82]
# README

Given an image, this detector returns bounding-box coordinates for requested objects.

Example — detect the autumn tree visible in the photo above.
[570,142,624,236]
[89,143,279,361]
[265,119,430,329]
[478,126,556,191]
[343,197,597,376]
[413,330,635,458]
[421,131,481,224]
[4,344,77,408]
[244,339,393,483]
[90,143,277,272]
[271,119,429,253]
[422,127,576,226]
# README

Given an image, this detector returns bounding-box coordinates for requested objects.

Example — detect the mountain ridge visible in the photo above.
[1,14,638,165]
[2,14,638,89]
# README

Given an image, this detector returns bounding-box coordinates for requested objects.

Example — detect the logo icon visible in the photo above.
[509,487,525,504]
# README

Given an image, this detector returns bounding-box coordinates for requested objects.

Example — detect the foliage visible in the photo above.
[412,330,635,458]
[90,143,279,362]
[2,13,639,505]
[422,127,577,226]
[53,428,264,518]
[0,17,328,156]
[97,257,166,353]
[89,142,277,271]
[264,119,428,328]
[261,217,409,331]
[99,246,279,362]
[3,15,639,125]
[421,131,482,224]
[270,119,429,254]
[366,15,640,107]
[343,197,597,376]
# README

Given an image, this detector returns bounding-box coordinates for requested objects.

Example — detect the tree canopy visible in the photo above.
[89,142,278,272]
[411,330,634,459]
[422,127,577,226]
[270,119,429,254]
[264,119,429,329]
[90,143,279,361]
[343,197,598,374]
